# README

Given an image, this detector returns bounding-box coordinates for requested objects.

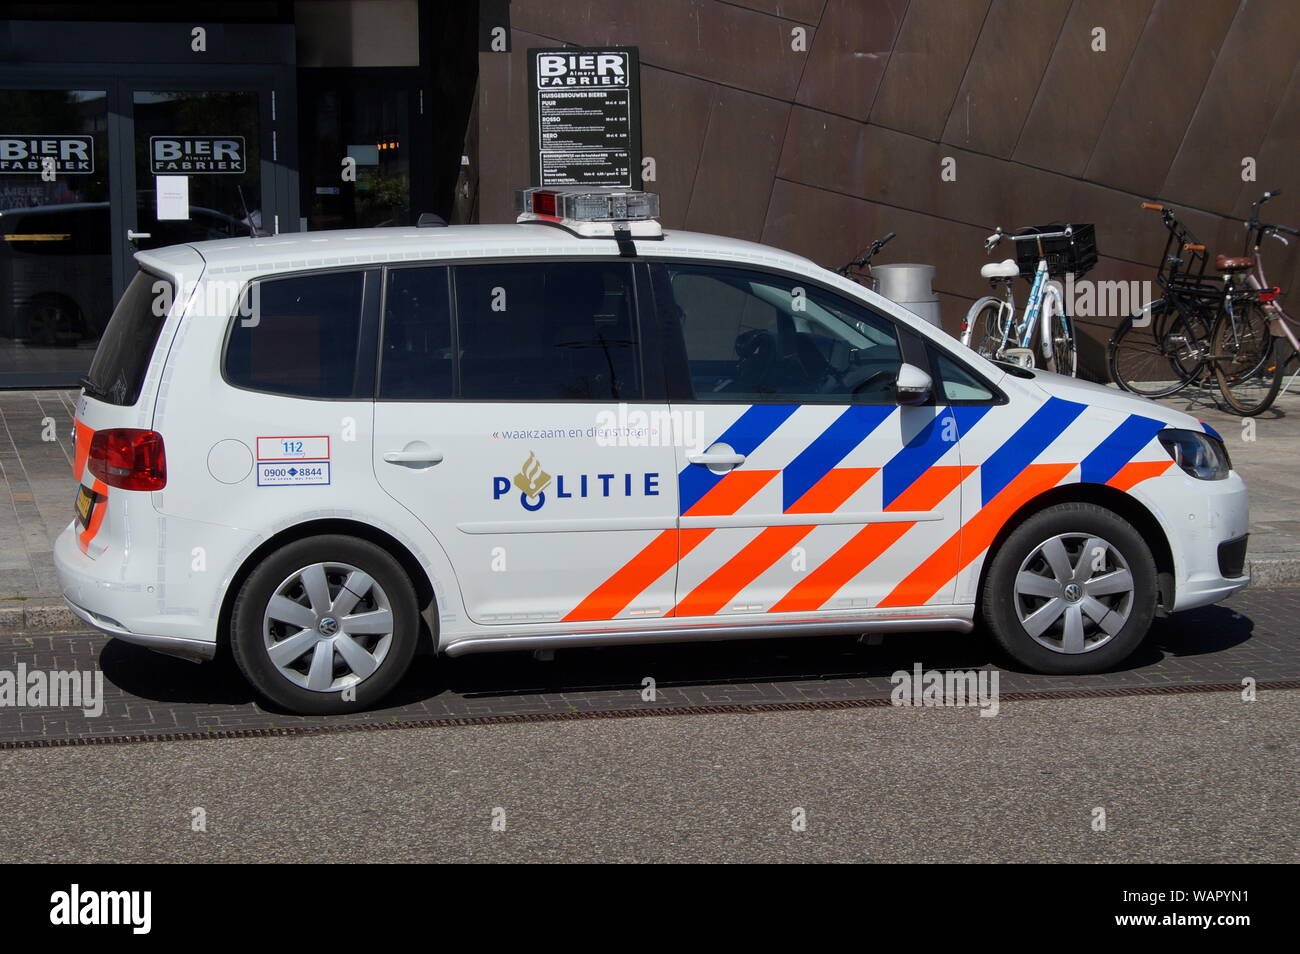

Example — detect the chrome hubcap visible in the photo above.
[1014,533,1133,655]
[262,561,393,692]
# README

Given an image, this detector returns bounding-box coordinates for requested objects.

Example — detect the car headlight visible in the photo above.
[1158,428,1231,480]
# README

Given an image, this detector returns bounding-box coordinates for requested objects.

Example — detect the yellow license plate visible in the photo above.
[74,485,97,528]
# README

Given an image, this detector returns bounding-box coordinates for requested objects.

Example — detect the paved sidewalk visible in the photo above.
[0,390,78,605]
[0,385,1297,626]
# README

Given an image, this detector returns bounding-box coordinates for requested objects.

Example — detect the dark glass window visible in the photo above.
[380,266,452,399]
[82,270,169,407]
[225,270,367,398]
[454,261,641,401]
[664,264,902,403]
[930,346,996,402]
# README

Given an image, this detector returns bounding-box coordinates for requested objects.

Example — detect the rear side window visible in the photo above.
[454,261,641,401]
[225,270,368,398]
[380,266,453,400]
[83,270,169,406]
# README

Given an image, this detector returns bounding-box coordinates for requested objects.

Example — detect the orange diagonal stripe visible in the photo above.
[769,465,972,614]
[562,529,681,622]
[77,478,108,555]
[564,470,778,623]
[1107,459,1172,492]
[73,419,93,481]
[673,468,876,617]
[877,462,1074,608]
[683,469,779,516]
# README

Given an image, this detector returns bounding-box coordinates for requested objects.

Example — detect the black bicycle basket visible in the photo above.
[1014,223,1097,278]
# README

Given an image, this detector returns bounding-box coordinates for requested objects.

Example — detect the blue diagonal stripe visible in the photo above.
[881,405,991,508]
[1080,414,1167,485]
[678,404,798,514]
[782,404,895,511]
[980,397,1086,506]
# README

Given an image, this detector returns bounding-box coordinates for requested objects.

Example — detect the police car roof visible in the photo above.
[136,222,822,281]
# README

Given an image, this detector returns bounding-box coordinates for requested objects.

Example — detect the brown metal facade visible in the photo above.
[477,0,1300,377]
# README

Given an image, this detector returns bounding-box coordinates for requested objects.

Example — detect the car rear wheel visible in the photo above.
[981,503,1157,674]
[231,535,420,714]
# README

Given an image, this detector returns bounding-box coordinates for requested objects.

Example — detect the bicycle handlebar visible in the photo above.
[836,231,898,276]
[1008,227,1072,242]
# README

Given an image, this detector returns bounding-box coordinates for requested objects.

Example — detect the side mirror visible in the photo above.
[894,362,932,406]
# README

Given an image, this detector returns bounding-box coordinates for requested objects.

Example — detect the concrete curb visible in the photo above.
[0,559,1297,638]
[0,599,81,635]
[1247,557,1300,589]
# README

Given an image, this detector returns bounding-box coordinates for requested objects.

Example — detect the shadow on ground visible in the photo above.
[96,601,1258,719]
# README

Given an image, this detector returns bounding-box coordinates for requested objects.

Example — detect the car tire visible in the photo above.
[230,535,420,715]
[981,502,1157,674]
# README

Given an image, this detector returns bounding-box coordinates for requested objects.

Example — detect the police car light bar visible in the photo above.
[516,187,663,238]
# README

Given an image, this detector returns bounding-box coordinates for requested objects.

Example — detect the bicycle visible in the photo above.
[1108,202,1220,398]
[837,230,896,289]
[1209,189,1300,415]
[960,224,1092,375]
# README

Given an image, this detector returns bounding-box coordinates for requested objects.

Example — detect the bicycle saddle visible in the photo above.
[981,258,1019,279]
[1214,254,1253,272]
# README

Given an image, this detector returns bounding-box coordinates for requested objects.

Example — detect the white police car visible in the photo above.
[54,188,1249,714]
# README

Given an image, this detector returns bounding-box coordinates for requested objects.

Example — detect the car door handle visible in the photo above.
[126,229,151,241]
[383,450,444,464]
[686,452,746,467]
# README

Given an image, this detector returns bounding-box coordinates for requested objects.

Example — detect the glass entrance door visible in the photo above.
[129,89,265,251]
[0,88,112,384]
[0,70,290,389]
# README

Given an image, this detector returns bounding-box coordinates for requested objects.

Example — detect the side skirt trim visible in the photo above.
[443,613,974,657]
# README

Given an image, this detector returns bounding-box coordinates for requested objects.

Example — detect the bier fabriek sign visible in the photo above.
[528,46,641,189]
[0,135,95,174]
[150,136,246,174]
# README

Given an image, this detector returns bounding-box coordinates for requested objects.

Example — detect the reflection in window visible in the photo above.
[0,88,112,376]
[454,262,641,401]
[226,271,368,398]
[381,266,452,399]
[665,264,903,404]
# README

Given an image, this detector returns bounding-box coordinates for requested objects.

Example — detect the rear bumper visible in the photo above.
[63,597,215,662]
[53,521,219,660]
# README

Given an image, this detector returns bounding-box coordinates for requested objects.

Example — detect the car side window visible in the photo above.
[930,346,996,402]
[380,266,453,400]
[454,260,641,401]
[225,270,368,398]
[664,263,903,403]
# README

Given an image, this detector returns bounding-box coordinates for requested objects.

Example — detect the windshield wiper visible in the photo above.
[78,375,106,399]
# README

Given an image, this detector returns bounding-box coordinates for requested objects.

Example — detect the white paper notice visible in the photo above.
[155,175,189,220]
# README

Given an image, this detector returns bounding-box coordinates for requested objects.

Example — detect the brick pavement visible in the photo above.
[0,585,1295,746]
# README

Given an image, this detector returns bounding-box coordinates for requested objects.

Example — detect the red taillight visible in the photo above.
[1258,286,1281,303]
[87,429,166,491]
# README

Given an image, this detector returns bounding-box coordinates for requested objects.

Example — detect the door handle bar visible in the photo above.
[383,450,444,464]
[686,452,746,467]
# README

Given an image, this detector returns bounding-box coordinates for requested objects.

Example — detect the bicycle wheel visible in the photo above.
[1212,301,1283,415]
[964,299,1013,362]
[1042,286,1077,376]
[1108,301,1209,398]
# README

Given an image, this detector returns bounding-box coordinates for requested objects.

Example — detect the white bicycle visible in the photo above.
[961,224,1092,376]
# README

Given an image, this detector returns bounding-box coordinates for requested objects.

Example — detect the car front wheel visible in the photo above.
[981,502,1157,674]
[230,535,420,714]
